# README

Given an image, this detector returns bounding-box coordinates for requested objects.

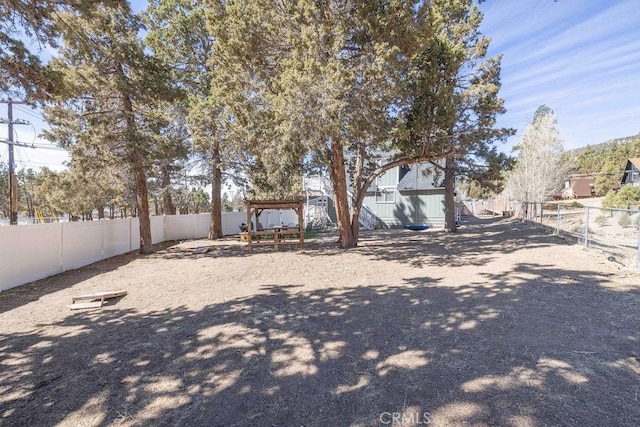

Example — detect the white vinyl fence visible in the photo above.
[1,210,298,291]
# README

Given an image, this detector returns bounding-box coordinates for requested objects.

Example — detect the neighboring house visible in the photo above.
[362,162,446,228]
[621,158,640,186]
[561,174,597,199]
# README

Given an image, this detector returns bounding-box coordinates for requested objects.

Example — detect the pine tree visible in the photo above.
[399,0,513,232]
[145,0,244,239]
[207,0,509,247]
[1,0,125,99]
[42,3,177,253]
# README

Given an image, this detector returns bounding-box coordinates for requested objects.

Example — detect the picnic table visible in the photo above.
[243,199,305,252]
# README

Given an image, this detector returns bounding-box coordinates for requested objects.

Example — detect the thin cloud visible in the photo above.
[480,0,640,149]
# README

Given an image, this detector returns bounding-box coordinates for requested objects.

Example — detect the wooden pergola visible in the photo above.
[244,199,305,252]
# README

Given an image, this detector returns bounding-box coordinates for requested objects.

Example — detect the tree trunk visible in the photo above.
[209,142,223,239]
[329,139,357,248]
[161,162,176,215]
[27,195,34,218]
[114,62,152,253]
[444,154,457,232]
[349,139,366,243]
[132,146,153,253]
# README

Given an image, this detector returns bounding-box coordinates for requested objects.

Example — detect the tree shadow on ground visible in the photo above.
[350,217,553,268]
[1,263,638,426]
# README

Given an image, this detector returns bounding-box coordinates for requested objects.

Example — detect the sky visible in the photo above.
[2,0,640,172]
[479,0,640,151]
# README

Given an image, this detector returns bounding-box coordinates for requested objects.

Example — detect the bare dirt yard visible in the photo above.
[1,217,639,426]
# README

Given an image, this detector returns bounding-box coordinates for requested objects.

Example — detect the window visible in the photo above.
[399,165,411,182]
[376,188,395,203]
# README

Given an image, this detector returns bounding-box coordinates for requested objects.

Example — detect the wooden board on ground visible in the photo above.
[68,301,104,310]
[69,290,127,310]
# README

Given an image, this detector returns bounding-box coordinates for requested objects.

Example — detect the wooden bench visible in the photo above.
[246,229,304,252]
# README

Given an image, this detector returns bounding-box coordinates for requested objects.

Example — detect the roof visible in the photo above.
[397,162,444,191]
[244,199,304,210]
[567,173,599,179]
[622,158,640,185]
[570,177,595,198]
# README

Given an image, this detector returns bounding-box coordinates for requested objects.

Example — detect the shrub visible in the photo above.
[615,186,640,209]
[618,214,632,228]
[594,215,608,226]
[601,190,617,208]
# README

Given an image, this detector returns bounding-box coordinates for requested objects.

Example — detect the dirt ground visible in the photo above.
[1,217,639,427]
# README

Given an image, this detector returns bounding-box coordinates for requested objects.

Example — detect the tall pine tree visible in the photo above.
[43,3,176,253]
[208,0,510,246]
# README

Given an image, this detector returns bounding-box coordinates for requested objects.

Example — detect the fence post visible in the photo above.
[637,221,640,271]
[556,203,560,235]
[101,219,104,260]
[539,202,543,227]
[584,206,589,246]
[60,221,64,273]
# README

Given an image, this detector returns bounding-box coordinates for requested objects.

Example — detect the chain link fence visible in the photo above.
[513,201,640,270]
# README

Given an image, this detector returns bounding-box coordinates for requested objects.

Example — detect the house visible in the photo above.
[561,174,597,199]
[362,162,446,228]
[621,158,640,186]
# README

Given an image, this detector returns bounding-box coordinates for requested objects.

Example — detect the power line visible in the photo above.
[15,159,66,167]
[31,143,67,151]
[13,104,45,121]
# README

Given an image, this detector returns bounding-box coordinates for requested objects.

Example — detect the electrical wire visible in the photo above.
[15,159,66,168]
[12,125,36,145]
[15,143,26,166]
[31,144,68,151]
[13,105,45,121]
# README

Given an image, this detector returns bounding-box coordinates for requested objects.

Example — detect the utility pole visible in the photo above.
[1,99,29,225]
[8,101,17,225]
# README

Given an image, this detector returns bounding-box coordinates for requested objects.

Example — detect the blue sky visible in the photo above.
[2,0,640,171]
[480,0,640,150]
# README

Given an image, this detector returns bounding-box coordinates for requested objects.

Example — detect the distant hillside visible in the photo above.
[568,134,639,156]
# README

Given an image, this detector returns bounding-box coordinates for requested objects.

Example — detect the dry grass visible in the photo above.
[1,217,639,426]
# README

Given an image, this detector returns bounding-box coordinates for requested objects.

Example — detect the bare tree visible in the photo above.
[505,106,567,207]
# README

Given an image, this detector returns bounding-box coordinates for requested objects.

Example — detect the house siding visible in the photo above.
[363,188,445,228]
[376,167,398,187]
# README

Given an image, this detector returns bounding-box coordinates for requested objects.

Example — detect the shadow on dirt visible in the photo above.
[1,259,638,425]
[350,216,555,268]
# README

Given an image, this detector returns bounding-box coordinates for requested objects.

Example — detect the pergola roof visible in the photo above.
[244,199,304,210]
